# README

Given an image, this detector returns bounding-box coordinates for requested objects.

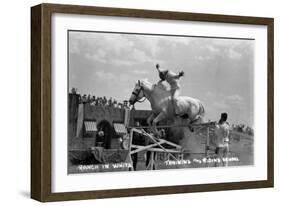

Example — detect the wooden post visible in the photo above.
[124,108,130,127]
[146,151,155,170]
[150,152,155,170]
[203,127,210,167]
[205,127,210,156]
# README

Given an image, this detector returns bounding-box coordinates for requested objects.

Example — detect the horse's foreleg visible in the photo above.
[147,113,155,127]
[152,112,166,137]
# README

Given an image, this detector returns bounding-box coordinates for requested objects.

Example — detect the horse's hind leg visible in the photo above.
[152,112,166,137]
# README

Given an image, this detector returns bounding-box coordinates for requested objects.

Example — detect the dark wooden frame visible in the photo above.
[31,3,274,202]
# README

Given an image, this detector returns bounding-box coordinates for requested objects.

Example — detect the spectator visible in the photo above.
[131,121,147,170]
[117,102,122,108]
[78,94,82,103]
[87,94,91,102]
[95,130,105,147]
[91,95,96,104]
[98,97,102,106]
[82,94,87,104]
[113,99,117,108]
[103,96,107,106]
[70,91,133,109]
[71,87,77,94]
[90,96,95,105]
[123,100,129,109]
[214,112,230,167]
[108,97,113,107]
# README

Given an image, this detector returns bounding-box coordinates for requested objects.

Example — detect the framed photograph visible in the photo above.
[31,3,274,202]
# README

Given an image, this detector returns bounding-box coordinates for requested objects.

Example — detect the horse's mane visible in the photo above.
[141,79,170,94]
[141,79,170,93]
[154,82,170,92]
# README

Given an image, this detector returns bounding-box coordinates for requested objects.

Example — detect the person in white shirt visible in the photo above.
[214,112,230,166]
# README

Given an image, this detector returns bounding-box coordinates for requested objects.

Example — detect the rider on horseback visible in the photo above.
[156,63,184,116]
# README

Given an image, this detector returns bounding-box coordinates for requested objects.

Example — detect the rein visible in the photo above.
[137,96,146,103]
[131,83,147,103]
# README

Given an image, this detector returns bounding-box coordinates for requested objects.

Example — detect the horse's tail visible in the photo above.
[198,101,205,117]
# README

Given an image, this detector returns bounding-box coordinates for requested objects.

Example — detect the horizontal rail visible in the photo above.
[131,128,182,149]
[127,121,216,129]
[130,140,166,154]
[131,145,182,154]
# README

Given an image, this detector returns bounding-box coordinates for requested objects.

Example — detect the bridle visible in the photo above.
[131,81,147,104]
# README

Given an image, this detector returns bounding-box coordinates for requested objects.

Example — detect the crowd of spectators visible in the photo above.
[71,88,130,109]
[232,124,254,136]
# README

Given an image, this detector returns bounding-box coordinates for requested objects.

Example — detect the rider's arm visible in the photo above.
[156,64,163,73]
[167,70,184,79]
[156,64,168,76]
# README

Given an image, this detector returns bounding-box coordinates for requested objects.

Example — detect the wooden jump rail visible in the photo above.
[129,128,180,161]
[127,121,219,170]
[127,121,216,129]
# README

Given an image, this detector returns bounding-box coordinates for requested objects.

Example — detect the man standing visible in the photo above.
[131,121,147,170]
[95,130,105,147]
[214,112,230,167]
[155,63,184,115]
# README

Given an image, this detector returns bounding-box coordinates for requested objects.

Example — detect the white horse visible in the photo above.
[129,79,205,134]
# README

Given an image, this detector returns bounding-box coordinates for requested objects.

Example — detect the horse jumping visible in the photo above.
[129,79,205,134]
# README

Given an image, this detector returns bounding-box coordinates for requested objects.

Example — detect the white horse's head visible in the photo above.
[129,79,153,105]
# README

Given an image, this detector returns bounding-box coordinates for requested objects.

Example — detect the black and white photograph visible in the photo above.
[67,30,254,174]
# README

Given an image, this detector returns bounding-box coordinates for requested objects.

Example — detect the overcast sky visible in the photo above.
[68,31,254,127]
